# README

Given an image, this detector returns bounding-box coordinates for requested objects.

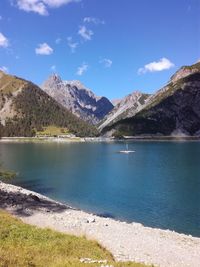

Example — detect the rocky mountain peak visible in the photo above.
[101,62,200,137]
[114,91,148,109]
[63,80,98,100]
[99,90,150,131]
[0,72,98,137]
[42,74,62,90]
[41,74,113,125]
[49,73,62,82]
[64,80,87,90]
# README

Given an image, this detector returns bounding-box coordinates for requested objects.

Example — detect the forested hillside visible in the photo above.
[0,71,98,137]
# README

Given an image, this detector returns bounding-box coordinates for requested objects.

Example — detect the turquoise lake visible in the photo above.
[0,141,200,236]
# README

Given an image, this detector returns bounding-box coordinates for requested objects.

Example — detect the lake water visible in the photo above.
[0,141,200,237]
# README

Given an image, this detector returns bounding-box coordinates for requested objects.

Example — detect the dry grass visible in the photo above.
[0,72,27,94]
[0,210,150,267]
[36,126,69,136]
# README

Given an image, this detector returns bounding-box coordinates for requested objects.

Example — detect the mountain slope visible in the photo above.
[0,71,98,137]
[102,62,200,137]
[99,91,150,131]
[41,74,113,125]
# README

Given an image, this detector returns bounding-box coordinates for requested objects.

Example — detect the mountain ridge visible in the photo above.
[100,62,200,137]
[41,74,113,125]
[99,91,150,131]
[0,71,98,137]
[1,62,200,138]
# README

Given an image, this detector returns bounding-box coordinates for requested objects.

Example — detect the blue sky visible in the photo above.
[0,0,199,99]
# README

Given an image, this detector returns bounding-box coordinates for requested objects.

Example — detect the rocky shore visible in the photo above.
[0,137,85,143]
[1,181,200,267]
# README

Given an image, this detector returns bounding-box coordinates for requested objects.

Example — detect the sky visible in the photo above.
[0,0,199,99]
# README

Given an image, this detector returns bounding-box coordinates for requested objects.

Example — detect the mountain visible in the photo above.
[101,62,200,137]
[0,71,98,137]
[99,91,150,131]
[41,74,113,125]
[111,98,122,106]
[170,62,200,83]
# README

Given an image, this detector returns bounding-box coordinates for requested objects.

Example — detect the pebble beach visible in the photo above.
[1,181,200,267]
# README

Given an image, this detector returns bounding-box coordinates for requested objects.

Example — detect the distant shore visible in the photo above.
[0,135,200,143]
[0,136,86,143]
[1,181,200,267]
[0,136,113,143]
[122,135,200,141]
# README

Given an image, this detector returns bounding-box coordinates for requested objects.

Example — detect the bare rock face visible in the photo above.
[170,62,200,83]
[102,62,200,137]
[111,98,121,106]
[41,74,113,125]
[99,91,150,131]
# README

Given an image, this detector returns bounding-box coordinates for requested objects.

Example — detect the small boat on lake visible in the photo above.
[119,144,135,154]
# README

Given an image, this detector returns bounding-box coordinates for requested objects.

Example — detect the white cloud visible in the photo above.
[35,42,53,55]
[76,63,88,76]
[0,66,9,73]
[78,25,93,41]
[0,32,9,48]
[83,17,105,25]
[16,0,48,15]
[100,58,112,68]
[67,37,78,53]
[43,0,80,7]
[138,58,175,74]
[15,0,80,16]
[0,16,2,20]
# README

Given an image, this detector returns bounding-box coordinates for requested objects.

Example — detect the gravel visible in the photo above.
[1,181,200,267]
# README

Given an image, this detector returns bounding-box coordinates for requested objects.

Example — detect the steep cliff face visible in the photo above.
[41,75,113,125]
[102,63,200,137]
[0,71,98,137]
[99,91,150,131]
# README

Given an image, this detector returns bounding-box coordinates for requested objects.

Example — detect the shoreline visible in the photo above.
[1,181,200,267]
[1,136,200,143]
[0,136,86,143]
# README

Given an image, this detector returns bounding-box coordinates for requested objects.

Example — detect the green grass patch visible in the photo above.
[36,126,70,137]
[0,210,150,267]
[0,170,16,180]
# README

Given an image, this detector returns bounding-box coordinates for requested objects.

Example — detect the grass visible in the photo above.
[0,165,16,181]
[36,126,70,137]
[0,71,27,94]
[0,210,150,267]
[0,170,16,180]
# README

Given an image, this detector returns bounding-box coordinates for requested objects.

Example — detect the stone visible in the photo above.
[87,217,96,223]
